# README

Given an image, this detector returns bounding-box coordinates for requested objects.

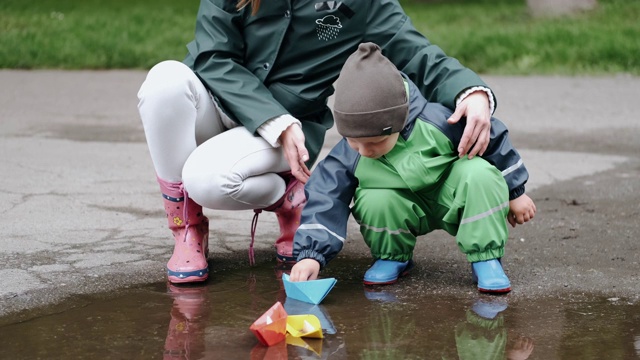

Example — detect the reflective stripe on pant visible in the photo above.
[352,157,509,263]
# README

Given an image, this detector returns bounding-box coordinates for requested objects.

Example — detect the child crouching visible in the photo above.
[289,43,536,294]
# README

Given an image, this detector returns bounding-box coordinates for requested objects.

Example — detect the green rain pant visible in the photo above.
[352,157,509,263]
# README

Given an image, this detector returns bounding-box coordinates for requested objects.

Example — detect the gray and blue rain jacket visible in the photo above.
[294,76,528,268]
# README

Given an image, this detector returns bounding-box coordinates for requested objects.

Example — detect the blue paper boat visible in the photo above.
[282,274,337,305]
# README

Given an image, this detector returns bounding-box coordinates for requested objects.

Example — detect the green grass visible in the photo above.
[403,0,640,75]
[0,0,200,69]
[1,0,638,75]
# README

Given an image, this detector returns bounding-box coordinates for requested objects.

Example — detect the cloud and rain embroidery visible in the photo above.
[315,15,342,41]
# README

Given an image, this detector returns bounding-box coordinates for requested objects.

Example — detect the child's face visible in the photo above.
[346,133,399,159]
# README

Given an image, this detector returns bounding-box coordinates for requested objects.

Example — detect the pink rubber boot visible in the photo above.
[250,174,307,265]
[158,177,209,283]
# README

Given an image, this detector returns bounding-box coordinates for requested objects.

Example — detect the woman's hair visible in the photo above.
[237,0,261,14]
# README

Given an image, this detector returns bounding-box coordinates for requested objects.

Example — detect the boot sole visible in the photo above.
[478,286,511,294]
[363,269,411,285]
[363,279,398,286]
[167,268,209,284]
[168,274,208,284]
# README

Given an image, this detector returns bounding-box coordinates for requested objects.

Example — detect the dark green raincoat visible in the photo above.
[183,0,491,165]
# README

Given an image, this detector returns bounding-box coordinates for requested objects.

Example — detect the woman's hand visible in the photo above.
[279,123,311,183]
[447,90,492,159]
[289,258,320,281]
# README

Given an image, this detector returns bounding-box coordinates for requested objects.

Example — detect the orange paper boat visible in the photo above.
[249,301,288,346]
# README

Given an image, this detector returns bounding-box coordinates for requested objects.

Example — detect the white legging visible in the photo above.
[137,60,290,210]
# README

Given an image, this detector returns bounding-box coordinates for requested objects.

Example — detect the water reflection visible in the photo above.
[455,298,533,360]
[355,287,534,359]
[161,270,534,360]
[282,298,347,359]
[283,298,337,335]
[163,284,209,359]
[0,262,638,359]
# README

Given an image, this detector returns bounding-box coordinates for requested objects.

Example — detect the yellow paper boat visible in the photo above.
[286,314,324,339]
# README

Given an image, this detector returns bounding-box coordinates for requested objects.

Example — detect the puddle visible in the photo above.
[1,259,639,359]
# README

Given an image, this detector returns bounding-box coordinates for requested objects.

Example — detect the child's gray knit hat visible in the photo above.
[333,42,409,138]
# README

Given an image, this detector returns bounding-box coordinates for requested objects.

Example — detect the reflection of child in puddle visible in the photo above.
[361,293,534,359]
[455,299,534,360]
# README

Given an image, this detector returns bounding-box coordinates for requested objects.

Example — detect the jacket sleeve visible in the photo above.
[415,80,527,200]
[294,139,360,268]
[480,118,528,200]
[365,0,494,112]
[182,0,288,134]
[438,109,528,200]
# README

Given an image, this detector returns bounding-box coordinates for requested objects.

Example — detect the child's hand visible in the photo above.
[508,194,536,228]
[289,258,320,281]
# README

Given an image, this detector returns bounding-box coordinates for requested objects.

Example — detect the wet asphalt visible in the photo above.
[0,70,639,325]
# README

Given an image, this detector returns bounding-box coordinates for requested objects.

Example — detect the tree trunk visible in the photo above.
[527,0,598,17]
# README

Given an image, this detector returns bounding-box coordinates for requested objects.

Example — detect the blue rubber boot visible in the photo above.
[363,259,414,285]
[471,259,511,293]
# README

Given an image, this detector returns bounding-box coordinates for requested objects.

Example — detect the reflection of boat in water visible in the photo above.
[284,297,337,335]
[284,296,350,359]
